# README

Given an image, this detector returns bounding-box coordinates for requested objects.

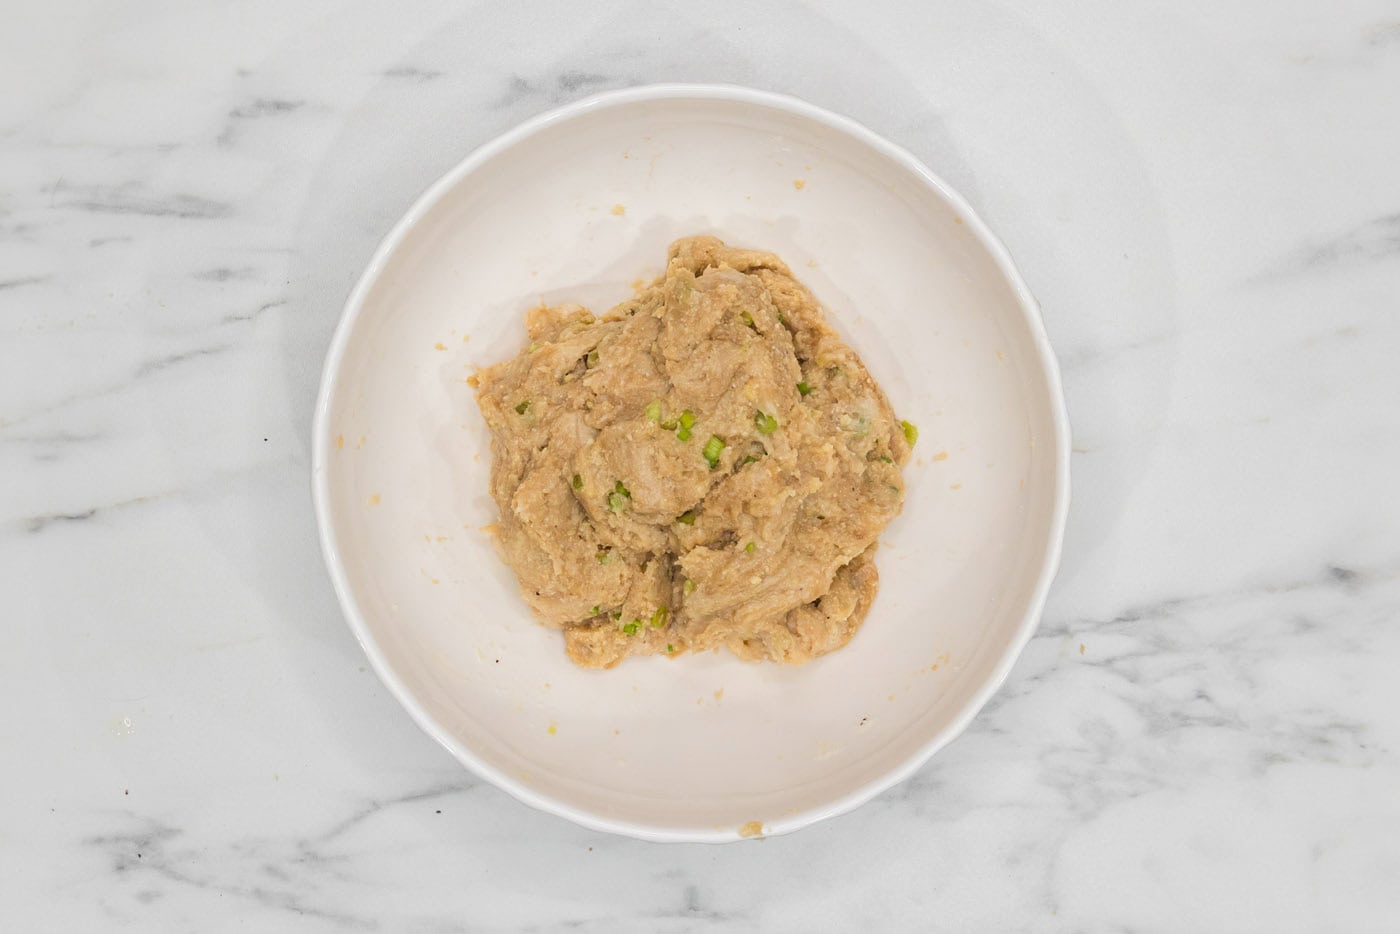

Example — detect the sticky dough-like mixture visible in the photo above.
[474,236,913,668]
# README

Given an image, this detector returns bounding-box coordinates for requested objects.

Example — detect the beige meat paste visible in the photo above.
[475,236,911,668]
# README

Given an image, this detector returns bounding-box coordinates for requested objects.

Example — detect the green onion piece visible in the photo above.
[596,550,611,565]
[611,610,622,620]
[777,311,786,325]
[622,621,639,635]
[796,381,812,396]
[514,400,530,415]
[702,435,725,469]
[676,510,696,525]
[572,473,583,489]
[650,605,668,628]
[607,480,631,513]
[754,411,778,435]
[667,644,675,653]
[739,455,758,466]
[740,310,757,330]
[683,579,696,595]
[585,349,599,368]
[745,541,756,554]
[660,417,678,430]
[900,420,919,446]
[644,400,661,423]
[589,605,600,616]
[675,410,696,442]
[879,456,893,464]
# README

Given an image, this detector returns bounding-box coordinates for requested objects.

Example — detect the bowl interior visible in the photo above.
[317,89,1065,840]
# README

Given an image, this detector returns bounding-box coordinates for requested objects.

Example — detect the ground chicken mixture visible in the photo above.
[474,236,915,668]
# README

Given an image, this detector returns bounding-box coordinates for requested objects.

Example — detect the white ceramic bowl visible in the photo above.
[313,85,1069,842]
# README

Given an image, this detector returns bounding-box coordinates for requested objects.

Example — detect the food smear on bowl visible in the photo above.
[474,236,913,669]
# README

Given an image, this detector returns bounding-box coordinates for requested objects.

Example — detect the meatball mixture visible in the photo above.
[474,236,913,668]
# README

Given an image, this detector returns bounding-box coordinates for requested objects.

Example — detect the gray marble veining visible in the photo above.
[3,0,1398,930]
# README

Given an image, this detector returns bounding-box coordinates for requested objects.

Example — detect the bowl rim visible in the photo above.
[311,82,1071,844]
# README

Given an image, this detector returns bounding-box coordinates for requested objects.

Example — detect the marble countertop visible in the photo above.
[5,0,1398,929]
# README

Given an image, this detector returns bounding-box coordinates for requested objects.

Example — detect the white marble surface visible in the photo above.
[4,0,1398,928]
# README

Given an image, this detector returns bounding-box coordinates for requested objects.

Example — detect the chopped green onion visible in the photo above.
[740,310,757,330]
[878,456,893,464]
[514,400,530,415]
[754,411,778,434]
[675,411,696,442]
[660,417,678,431]
[572,473,583,489]
[611,610,622,620]
[607,480,632,513]
[900,420,919,446]
[589,605,600,616]
[650,605,669,628]
[622,621,639,635]
[796,381,812,396]
[676,510,697,525]
[777,311,786,325]
[585,349,599,368]
[702,435,725,469]
[683,579,696,595]
[597,550,612,565]
[644,400,661,423]
[667,644,675,653]
[745,541,756,554]
[739,454,758,466]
